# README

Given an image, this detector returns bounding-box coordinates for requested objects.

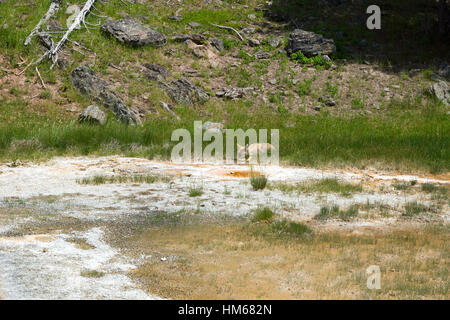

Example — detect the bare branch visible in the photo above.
[210,23,244,41]
[24,0,62,46]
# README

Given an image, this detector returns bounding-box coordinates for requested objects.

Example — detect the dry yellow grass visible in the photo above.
[126,223,449,300]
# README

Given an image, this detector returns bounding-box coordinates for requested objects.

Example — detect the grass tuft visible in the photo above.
[315,204,359,221]
[270,219,313,238]
[252,207,275,222]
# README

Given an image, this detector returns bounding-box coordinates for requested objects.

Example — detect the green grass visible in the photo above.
[270,219,313,238]
[252,207,275,222]
[188,186,204,197]
[0,1,449,175]
[315,204,359,221]
[80,270,105,278]
[250,174,268,191]
[403,201,434,217]
[291,51,332,69]
[0,97,448,173]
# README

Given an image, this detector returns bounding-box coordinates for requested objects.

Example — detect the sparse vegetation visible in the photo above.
[250,174,268,191]
[252,207,275,222]
[270,219,312,238]
[403,201,434,217]
[77,174,169,185]
[270,178,363,196]
[80,270,105,278]
[315,204,359,221]
[128,222,450,299]
[291,51,332,69]
[188,186,204,197]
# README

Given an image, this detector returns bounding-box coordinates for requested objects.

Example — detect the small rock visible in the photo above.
[286,29,336,57]
[160,78,209,105]
[267,38,280,48]
[172,34,206,45]
[143,63,168,81]
[188,22,201,28]
[218,87,254,100]
[248,38,260,47]
[430,73,445,82]
[101,18,166,47]
[319,96,336,107]
[211,38,224,52]
[427,81,450,105]
[248,14,257,20]
[78,105,107,125]
[185,39,216,59]
[7,160,23,168]
[438,62,450,79]
[241,27,256,34]
[167,15,182,21]
[313,105,321,111]
[322,55,332,62]
[268,79,277,85]
[200,121,225,133]
[254,51,270,59]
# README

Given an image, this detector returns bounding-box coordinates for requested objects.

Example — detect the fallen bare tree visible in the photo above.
[24,0,62,46]
[22,0,131,73]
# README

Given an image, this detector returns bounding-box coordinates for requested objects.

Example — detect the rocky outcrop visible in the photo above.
[216,87,254,100]
[286,29,336,57]
[101,18,166,47]
[210,38,224,52]
[143,63,168,81]
[70,66,140,124]
[172,34,206,45]
[427,81,450,105]
[78,105,107,125]
[160,79,209,105]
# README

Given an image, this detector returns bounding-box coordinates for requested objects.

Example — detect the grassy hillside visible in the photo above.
[0,0,448,172]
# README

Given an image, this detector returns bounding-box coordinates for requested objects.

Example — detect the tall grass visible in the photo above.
[0,99,448,173]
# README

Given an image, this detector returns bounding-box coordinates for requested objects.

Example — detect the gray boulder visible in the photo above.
[427,81,450,105]
[160,79,209,105]
[439,62,450,79]
[286,29,336,57]
[172,34,206,44]
[254,51,271,59]
[143,63,168,81]
[78,105,107,125]
[101,18,166,47]
[70,66,140,124]
[211,38,224,52]
[216,87,254,100]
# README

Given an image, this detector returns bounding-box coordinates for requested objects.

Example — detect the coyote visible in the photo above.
[237,143,276,163]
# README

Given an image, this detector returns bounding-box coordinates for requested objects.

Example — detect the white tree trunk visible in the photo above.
[48,0,96,68]
[24,0,62,46]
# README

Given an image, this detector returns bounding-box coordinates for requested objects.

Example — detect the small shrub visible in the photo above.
[291,51,332,69]
[339,205,359,221]
[80,270,105,278]
[403,201,432,216]
[250,174,268,191]
[253,207,275,222]
[315,205,340,220]
[270,219,312,237]
[314,204,359,221]
[189,187,204,197]
[394,183,409,191]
